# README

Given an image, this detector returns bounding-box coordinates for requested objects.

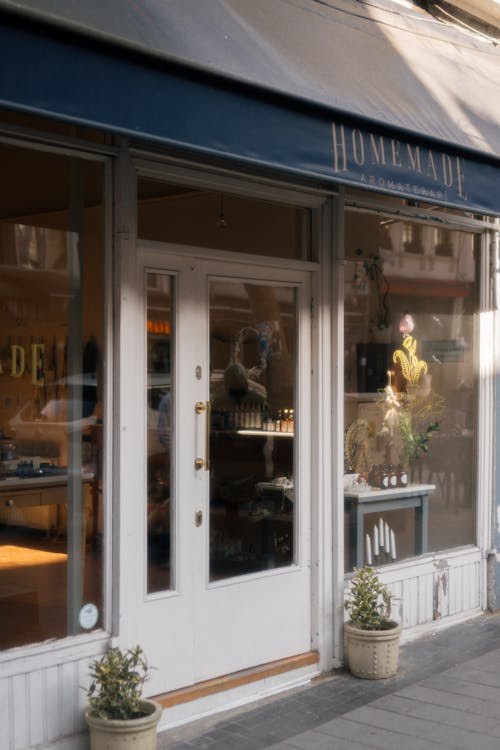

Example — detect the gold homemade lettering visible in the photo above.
[31,343,45,385]
[11,345,25,378]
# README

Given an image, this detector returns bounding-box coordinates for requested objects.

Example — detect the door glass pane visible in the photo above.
[209,281,296,581]
[146,273,173,593]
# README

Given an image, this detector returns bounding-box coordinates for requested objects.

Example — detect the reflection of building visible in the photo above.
[0,3,499,748]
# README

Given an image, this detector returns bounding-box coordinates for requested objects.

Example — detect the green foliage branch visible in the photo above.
[399,413,440,464]
[86,645,150,720]
[345,566,394,631]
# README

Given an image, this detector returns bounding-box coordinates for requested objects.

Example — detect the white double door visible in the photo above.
[120,245,313,696]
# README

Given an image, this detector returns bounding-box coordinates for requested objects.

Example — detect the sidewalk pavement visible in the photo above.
[159,611,500,749]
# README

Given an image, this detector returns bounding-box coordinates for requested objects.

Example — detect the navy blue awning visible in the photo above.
[0,1,499,214]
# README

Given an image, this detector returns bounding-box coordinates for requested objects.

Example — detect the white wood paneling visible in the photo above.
[77,657,92,733]
[61,661,78,738]
[28,669,45,747]
[345,548,483,638]
[47,664,62,741]
[12,673,28,750]
[0,678,12,750]
[0,645,104,750]
[1,645,100,750]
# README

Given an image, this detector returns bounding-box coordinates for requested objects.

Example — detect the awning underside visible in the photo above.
[1,0,500,160]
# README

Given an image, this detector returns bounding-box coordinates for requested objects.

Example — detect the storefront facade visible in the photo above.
[0,2,499,748]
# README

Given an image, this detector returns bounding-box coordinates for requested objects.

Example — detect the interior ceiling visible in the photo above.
[0,142,103,221]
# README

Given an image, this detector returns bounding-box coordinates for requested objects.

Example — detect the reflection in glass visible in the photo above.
[343,211,477,569]
[209,282,296,581]
[146,273,173,593]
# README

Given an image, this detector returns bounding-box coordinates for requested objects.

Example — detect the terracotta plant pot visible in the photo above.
[85,699,163,750]
[344,620,402,679]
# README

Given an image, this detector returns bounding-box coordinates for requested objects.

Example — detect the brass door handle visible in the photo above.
[194,400,210,470]
[195,509,203,527]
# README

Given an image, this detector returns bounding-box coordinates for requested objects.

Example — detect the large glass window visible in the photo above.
[0,142,105,649]
[343,208,477,569]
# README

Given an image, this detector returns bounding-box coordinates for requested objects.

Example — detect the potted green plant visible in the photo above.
[84,645,163,750]
[344,566,401,679]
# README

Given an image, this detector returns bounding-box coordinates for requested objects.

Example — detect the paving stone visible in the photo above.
[445,664,500,688]
[463,651,500,673]
[343,705,500,750]
[409,700,500,737]
[316,716,452,750]
[286,729,374,749]
[394,683,485,711]
[369,694,416,713]
[422,673,500,703]
[460,698,500,720]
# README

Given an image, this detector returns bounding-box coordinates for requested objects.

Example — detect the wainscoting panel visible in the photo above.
[0,638,107,750]
[346,547,483,633]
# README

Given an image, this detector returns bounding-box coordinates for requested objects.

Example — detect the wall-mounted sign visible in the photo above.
[331,122,467,207]
[147,321,170,335]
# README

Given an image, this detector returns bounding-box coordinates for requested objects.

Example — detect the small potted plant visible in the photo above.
[84,645,163,749]
[344,566,401,679]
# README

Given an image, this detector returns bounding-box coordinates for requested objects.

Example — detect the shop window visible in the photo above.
[402,224,423,254]
[344,209,477,569]
[137,179,312,261]
[434,228,454,257]
[0,142,105,649]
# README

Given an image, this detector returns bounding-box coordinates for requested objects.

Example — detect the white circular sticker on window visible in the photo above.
[79,603,99,630]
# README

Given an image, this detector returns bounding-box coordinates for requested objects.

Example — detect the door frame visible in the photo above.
[115,151,336,689]
[131,246,316,690]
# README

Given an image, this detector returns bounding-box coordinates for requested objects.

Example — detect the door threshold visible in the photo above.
[155,651,319,709]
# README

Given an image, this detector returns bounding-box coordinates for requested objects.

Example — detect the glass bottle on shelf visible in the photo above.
[275,409,282,432]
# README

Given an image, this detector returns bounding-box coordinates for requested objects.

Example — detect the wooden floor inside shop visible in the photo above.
[0,525,103,650]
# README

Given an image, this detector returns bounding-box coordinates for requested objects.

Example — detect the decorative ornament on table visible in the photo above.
[392,313,445,480]
[373,313,444,483]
